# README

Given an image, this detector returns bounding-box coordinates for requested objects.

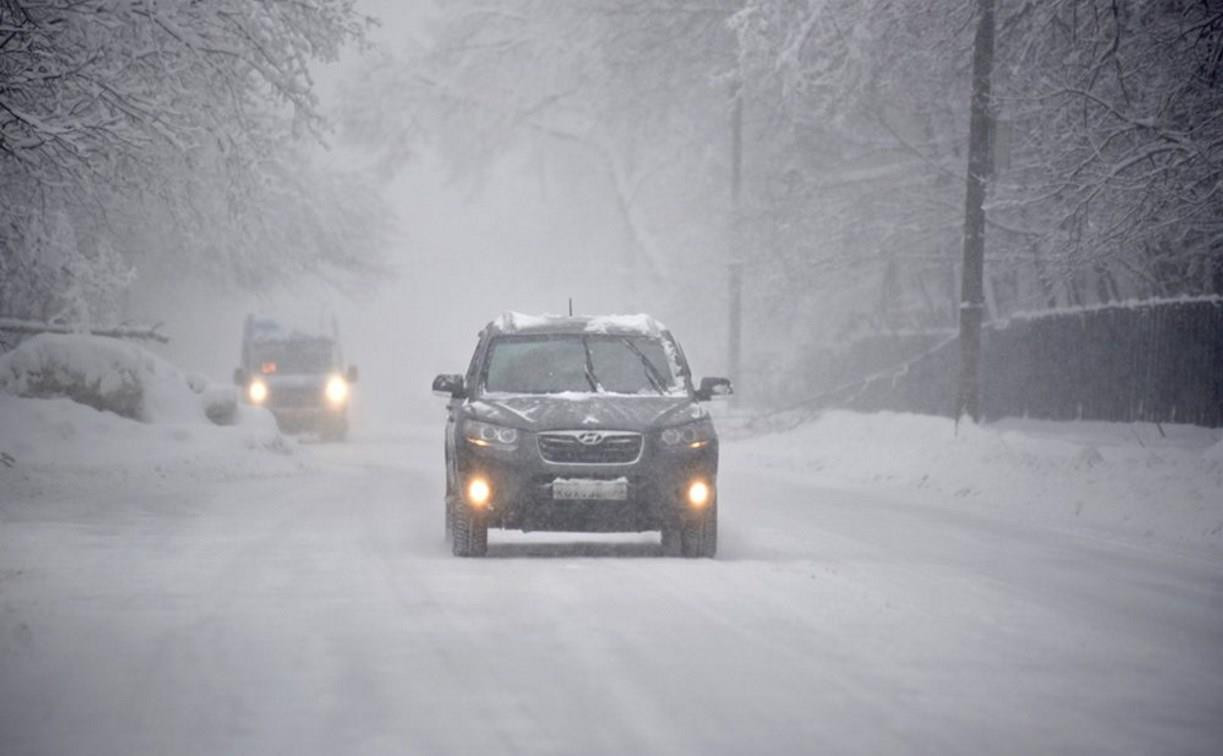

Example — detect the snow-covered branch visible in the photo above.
[0,318,168,344]
[0,0,388,322]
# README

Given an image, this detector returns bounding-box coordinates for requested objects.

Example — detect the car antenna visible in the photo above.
[568,297,573,317]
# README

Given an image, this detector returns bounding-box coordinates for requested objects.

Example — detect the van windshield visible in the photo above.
[250,340,335,375]
[483,335,681,395]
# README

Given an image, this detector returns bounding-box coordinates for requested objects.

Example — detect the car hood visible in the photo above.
[468,393,707,432]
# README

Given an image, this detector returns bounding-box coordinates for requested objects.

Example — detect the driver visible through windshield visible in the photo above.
[484,335,680,395]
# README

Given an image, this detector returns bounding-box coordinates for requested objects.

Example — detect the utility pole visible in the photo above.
[956,0,996,423]
[728,79,743,397]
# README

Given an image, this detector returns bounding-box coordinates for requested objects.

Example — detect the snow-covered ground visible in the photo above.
[732,410,1223,554]
[2,364,1222,754]
[0,335,295,509]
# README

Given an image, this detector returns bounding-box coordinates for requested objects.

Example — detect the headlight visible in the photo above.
[325,375,349,405]
[660,418,715,449]
[464,420,519,448]
[248,379,268,404]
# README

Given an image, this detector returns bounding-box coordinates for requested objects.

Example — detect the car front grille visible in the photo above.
[537,431,643,465]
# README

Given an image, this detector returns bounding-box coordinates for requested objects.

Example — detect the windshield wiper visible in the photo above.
[620,338,667,395]
[581,337,602,392]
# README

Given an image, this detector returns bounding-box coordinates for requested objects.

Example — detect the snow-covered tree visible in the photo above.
[338,0,1221,404]
[342,1,739,305]
[733,0,1033,341]
[991,0,1223,304]
[0,0,389,327]
[732,0,1223,329]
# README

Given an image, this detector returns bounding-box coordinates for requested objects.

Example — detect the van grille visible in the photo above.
[269,385,320,408]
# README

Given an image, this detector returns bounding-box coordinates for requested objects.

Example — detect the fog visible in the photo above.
[123,1,737,430]
[3,3,1222,754]
[5,1,1220,424]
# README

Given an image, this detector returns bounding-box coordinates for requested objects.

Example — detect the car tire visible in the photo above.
[452,502,488,557]
[444,496,455,540]
[680,504,717,558]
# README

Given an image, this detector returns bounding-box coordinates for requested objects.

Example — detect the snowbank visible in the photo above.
[0,392,295,509]
[0,335,298,505]
[0,394,280,470]
[732,411,1223,552]
[0,333,206,424]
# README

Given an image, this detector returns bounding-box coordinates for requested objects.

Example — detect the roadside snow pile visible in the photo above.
[0,394,280,471]
[0,333,208,423]
[0,335,295,500]
[733,411,1223,552]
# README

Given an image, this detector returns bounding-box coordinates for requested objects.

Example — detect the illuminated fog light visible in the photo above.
[325,375,349,404]
[467,478,492,508]
[248,379,268,404]
[687,480,711,508]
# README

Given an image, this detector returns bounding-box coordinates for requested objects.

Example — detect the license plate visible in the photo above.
[552,478,628,501]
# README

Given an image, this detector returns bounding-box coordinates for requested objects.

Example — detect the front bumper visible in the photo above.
[266,405,346,433]
[455,435,717,533]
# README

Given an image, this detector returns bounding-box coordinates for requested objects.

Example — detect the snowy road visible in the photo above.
[2,429,1222,755]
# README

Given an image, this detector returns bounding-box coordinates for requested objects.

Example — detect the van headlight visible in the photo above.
[660,418,715,450]
[248,379,268,404]
[325,375,349,405]
[464,420,519,449]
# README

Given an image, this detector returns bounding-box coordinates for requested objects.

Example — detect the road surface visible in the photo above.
[2,428,1221,754]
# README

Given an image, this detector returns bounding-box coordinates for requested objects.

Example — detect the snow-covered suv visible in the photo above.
[432,312,732,557]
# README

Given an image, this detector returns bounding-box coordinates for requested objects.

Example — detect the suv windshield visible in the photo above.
[251,340,335,374]
[484,335,680,395]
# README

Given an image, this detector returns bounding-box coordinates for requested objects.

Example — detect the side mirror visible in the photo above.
[233,368,247,387]
[346,365,359,384]
[695,377,733,402]
[432,373,466,399]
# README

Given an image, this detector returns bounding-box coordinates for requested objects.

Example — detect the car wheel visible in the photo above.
[452,502,488,557]
[680,504,717,558]
[444,495,454,540]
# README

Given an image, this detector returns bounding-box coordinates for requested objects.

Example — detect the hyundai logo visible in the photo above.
[576,432,605,445]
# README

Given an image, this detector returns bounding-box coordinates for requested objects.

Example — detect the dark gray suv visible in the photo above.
[433,312,732,557]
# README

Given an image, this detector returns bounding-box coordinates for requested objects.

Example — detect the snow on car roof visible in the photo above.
[247,317,333,344]
[489,311,667,336]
